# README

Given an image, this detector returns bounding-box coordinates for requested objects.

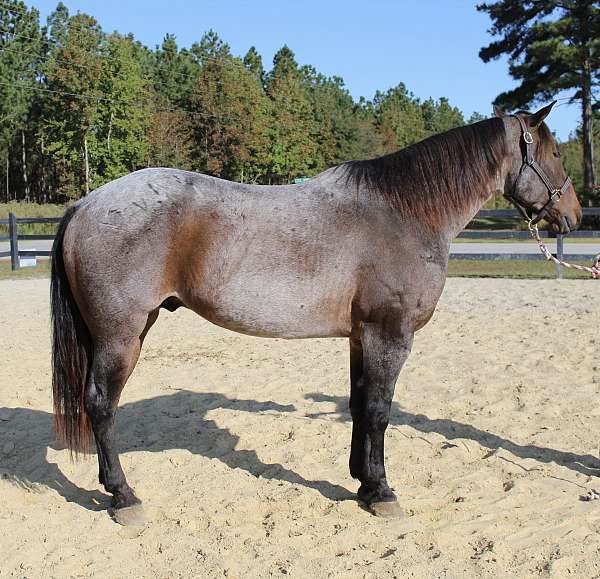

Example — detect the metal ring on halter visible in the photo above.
[523,131,533,144]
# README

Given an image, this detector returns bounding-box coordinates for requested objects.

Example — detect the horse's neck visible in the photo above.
[446,194,492,240]
[445,169,507,241]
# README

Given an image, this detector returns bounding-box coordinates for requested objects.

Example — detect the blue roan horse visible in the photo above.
[51,103,582,524]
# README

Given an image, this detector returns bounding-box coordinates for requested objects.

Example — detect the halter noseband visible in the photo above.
[506,115,572,226]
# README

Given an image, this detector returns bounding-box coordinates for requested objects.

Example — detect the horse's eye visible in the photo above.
[553,150,561,158]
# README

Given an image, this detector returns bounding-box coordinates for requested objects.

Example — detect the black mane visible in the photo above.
[342,117,508,225]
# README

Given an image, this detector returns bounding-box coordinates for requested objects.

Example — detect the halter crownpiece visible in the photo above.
[507,114,572,226]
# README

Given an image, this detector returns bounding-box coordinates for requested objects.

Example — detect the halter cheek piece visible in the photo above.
[505,115,572,226]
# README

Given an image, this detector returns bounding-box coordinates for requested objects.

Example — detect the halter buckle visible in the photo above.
[551,188,562,201]
[523,131,533,144]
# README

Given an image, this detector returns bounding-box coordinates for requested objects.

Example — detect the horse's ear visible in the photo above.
[493,104,506,118]
[529,101,556,128]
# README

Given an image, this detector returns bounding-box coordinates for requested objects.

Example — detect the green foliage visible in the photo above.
[1,3,477,200]
[190,35,272,182]
[0,200,65,218]
[373,84,427,151]
[91,33,151,187]
[368,86,466,154]
[304,71,366,169]
[243,46,264,83]
[152,34,198,107]
[266,46,319,182]
[0,0,44,201]
[421,97,465,136]
[478,0,598,108]
[0,1,43,143]
[42,8,104,197]
[560,113,600,200]
[39,9,152,196]
[467,111,487,124]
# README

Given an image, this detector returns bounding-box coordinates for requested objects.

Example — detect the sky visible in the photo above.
[30,0,580,141]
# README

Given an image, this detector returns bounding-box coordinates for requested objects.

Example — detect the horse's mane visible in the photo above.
[341,117,508,226]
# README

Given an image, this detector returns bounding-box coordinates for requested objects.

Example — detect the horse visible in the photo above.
[50,102,582,525]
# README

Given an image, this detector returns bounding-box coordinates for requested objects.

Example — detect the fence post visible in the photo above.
[555,234,563,279]
[8,212,19,271]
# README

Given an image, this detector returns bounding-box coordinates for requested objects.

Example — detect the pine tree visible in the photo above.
[421,97,464,136]
[478,0,600,203]
[152,34,198,106]
[243,46,264,84]
[303,69,361,169]
[266,45,318,182]
[0,0,44,201]
[468,111,487,124]
[189,32,271,182]
[350,98,387,160]
[145,34,198,170]
[560,117,600,196]
[92,33,151,187]
[43,8,104,198]
[372,84,427,151]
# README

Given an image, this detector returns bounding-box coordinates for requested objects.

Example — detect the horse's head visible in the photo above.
[499,102,582,234]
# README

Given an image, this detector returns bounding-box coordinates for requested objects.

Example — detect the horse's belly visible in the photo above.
[182,276,353,339]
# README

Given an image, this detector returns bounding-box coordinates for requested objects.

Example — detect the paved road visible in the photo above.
[1,239,53,254]
[2,239,599,257]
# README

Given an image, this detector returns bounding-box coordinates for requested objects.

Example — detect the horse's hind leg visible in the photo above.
[85,310,158,526]
[349,321,413,518]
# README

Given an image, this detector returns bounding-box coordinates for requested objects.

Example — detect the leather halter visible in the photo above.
[505,115,572,226]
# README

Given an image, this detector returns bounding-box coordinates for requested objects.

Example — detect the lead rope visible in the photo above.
[528,220,600,501]
[527,220,600,278]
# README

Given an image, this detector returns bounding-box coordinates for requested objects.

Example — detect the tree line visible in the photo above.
[0,0,598,206]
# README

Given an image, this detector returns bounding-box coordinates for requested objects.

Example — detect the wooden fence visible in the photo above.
[1,209,599,278]
[0,214,59,270]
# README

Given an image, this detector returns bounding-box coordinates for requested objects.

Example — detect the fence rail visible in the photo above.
[2,209,599,278]
[0,214,60,267]
[453,208,599,279]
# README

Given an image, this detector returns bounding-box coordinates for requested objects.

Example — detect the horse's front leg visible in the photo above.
[349,321,413,517]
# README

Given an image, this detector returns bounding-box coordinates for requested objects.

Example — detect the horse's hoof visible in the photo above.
[110,504,147,527]
[368,500,405,519]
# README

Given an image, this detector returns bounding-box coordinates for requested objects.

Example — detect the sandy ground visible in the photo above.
[1,277,600,578]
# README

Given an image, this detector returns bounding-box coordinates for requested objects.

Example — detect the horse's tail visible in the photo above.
[51,204,92,455]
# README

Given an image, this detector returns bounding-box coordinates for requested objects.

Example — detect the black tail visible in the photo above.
[51,204,92,455]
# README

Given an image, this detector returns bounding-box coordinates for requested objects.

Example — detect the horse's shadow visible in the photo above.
[0,390,353,512]
[305,392,600,479]
[2,389,599,514]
